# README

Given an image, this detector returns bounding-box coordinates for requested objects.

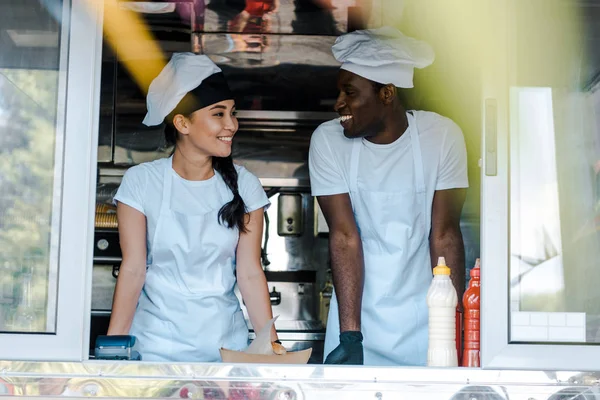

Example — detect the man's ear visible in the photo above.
[379,84,397,105]
[172,114,190,135]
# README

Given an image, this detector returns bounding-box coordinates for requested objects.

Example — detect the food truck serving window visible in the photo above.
[2,0,600,379]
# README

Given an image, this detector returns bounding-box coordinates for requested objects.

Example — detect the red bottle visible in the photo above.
[462,258,481,367]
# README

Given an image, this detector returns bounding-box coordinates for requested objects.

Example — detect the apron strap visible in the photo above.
[147,156,175,266]
[161,156,174,213]
[407,112,426,194]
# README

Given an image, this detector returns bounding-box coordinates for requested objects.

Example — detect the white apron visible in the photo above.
[324,112,431,366]
[130,158,248,362]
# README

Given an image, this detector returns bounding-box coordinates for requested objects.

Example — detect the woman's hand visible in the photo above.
[272,341,287,355]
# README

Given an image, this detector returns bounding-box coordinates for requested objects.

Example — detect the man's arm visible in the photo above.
[430,188,467,309]
[317,193,363,332]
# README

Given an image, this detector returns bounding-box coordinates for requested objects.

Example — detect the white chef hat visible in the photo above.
[143,53,233,126]
[332,26,435,88]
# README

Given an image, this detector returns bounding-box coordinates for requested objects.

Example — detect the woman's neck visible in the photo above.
[171,146,214,181]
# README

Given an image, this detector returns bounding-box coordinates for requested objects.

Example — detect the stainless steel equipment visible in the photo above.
[277,193,304,236]
[314,198,329,236]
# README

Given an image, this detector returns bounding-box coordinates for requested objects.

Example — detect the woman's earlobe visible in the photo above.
[173,115,189,134]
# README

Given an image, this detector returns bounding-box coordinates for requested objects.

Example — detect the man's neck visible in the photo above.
[365,106,409,145]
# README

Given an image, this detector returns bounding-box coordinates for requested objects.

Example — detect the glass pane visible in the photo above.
[98,44,115,163]
[509,1,600,344]
[117,0,356,36]
[0,0,67,333]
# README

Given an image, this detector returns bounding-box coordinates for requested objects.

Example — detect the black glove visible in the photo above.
[324,331,364,365]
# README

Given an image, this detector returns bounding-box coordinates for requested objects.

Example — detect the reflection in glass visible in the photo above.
[510,87,564,312]
[118,0,354,36]
[507,0,600,345]
[98,46,116,164]
[0,1,66,333]
[509,65,600,342]
[206,0,349,35]
[509,83,600,344]
[227,0,279,35]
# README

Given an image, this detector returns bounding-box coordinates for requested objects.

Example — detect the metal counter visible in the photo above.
[0,360,599,399]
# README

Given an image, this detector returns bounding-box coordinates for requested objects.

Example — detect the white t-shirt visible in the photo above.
[309,110,468,204]
[113,157,269,258]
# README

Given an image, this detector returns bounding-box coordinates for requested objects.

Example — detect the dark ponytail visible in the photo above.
[164,119,178,151]
[164,118,248,232]
[213,156,248,233]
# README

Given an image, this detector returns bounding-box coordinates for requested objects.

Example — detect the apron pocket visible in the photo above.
[130,311,174,361]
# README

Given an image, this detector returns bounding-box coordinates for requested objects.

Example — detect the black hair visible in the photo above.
[372,81,386,93]
[164,116,248,233]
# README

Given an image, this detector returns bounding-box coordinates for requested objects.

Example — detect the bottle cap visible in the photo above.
[471,258,480,278]
[433,256,451,275]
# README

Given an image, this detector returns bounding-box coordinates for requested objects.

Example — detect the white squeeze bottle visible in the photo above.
[427,256,458,367]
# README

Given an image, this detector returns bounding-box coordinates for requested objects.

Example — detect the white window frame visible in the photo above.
[0,0,102,361]
[481,0,600,371]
